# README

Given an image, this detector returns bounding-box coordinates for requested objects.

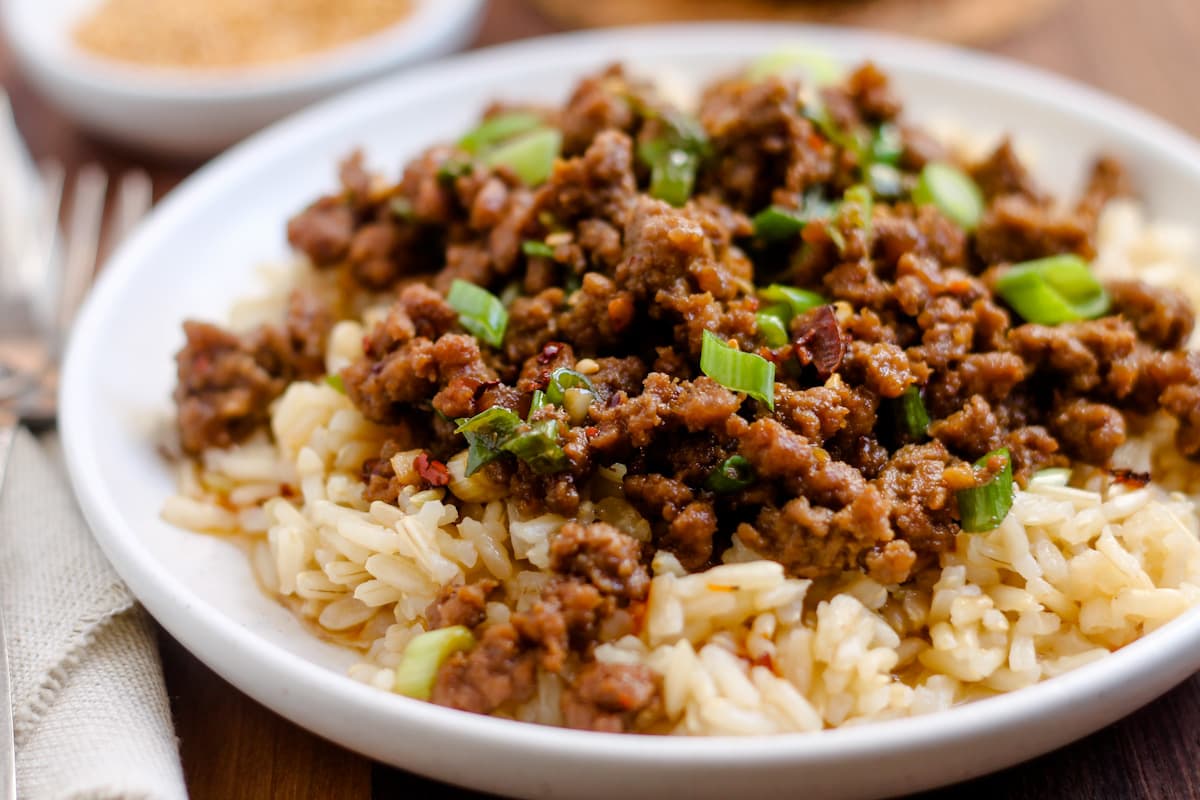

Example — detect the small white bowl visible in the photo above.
[1,0,484,157]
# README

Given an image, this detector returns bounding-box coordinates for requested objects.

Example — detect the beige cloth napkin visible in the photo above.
[0,429,187,800]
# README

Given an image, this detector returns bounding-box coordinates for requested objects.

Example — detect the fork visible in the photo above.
[0,144,153,797]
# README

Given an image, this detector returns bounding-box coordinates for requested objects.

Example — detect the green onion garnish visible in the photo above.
[892,385,930,438]
[324,374,345,394]
[528,389,547,417]
[1030,467,1071,487]
[649,148,699,207]
[638,110,708,207]
[544,368,593,407]
[483,127,561,186]
[455,404,568,475]
[746,46,843,85]
[436,158,473,182]
[393,625,476,700]
[759,285,826,322]
[752,206,807,242]
[956,447,1014,533]
[700,330,775,410]
[912,163,985,231]
[869,123,904,166]
[458,111,543,155]
[995,254,1110,325]
[447,279,509,348]
[867,163,903,199]
[501,421,569,474]
[389,196,416,221]
[705,455,756,492]
[842,183,874,238]
[521,240,556,259]
[456,407,522,474]
[755,310,790,347]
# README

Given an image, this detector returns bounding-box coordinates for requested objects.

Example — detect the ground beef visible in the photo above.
[431,624,538,714]
[974,194,1093,265]
[174,321,291,453]
[970,139,1044,203]
[286,197,355,266]
[1107,279,1195,349]
[561,663,659,733]
[549,522,649,601]
[425,579,499,630]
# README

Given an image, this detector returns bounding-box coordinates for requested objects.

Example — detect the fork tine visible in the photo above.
[58,163,107,340]
[112,169,153,246]
[29,161,65,334]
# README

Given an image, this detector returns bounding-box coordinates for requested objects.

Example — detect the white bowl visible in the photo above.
[59,24,1200,800]
[1,0,484,157]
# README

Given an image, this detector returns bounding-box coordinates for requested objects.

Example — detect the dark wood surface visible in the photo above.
[6,0,1200,797]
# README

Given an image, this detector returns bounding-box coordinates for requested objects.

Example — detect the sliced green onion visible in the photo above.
[447,279,509,348]
[995,254,1110,325]
[842,183,874,238]
[394,625,476,700]
[956,447,1014,533]
[456,406,522,475]
[755,311,790,347]
[389,196,416,221]
[436,158,473,182]
[521,240,556,259]
[913,163,985,231]
[892,385,930,438]
[869,123,904,166]
[1031,467,1072,487]
[638,109,708,208]
[459,111,543,155]
[544,368,593,406]
[746,46,843,85]
[501,422,569,474]
[649,148,698,207]
[324,374,345,394]
[753,205,807,242]
[700,330,775,410]
[759,285,826,321]
[528,389,547,418]
[867,163,903,199]
[483,127,561,186]
[705,455,756,492]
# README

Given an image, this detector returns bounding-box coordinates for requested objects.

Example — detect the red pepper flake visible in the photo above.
[537,342,564,364]
[751,653,775,671]
[792,305,846,380]
[1109,468,1150,488]
[414,452,451,487]
[585,426,599,438]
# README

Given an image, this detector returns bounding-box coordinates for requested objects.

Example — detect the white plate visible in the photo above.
[59,24,1200,800]
[1,0,484,156]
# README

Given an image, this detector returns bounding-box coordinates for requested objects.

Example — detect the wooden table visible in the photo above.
[6,0,1200,797]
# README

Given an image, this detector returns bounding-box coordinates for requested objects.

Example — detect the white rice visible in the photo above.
[162,201,1200,735]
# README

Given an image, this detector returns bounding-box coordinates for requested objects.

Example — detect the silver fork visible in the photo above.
[0,145,153,797]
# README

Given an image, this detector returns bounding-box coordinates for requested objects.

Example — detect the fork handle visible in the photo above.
[0,409,18,799]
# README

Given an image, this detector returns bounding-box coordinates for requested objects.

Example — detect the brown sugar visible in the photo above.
[73,0,413,70]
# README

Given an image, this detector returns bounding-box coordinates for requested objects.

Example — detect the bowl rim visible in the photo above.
[59,19,1200,773]
[0,0,485,101]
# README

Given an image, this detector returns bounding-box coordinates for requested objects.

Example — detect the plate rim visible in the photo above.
[58,18,1200,784]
